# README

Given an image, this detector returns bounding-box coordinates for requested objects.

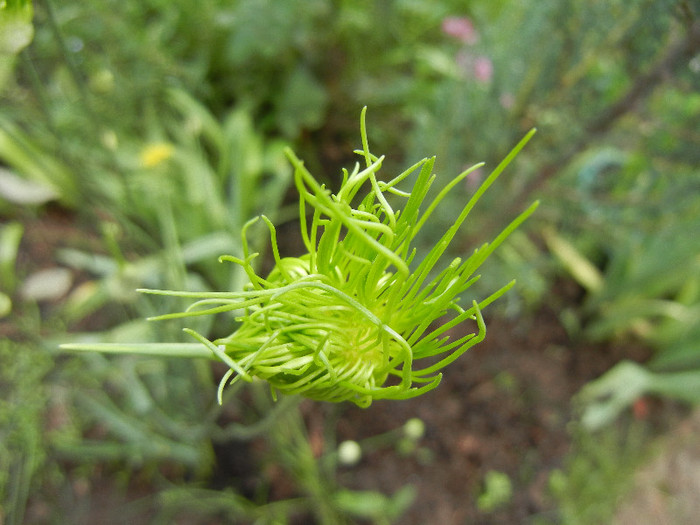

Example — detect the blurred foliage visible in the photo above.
[546,420,654,525]
[0,0,699,523]
[547,85,700,427]
[0,221,23,316]
[0,341,52,525]
[403,0,699,304]
[0,0,33,91]
[477,470,513,513]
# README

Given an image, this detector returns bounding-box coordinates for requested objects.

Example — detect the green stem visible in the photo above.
[59,342,213,359]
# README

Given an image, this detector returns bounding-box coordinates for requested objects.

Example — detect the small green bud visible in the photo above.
[403,418,425,440]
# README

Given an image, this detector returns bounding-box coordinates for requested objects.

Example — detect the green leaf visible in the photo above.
[333,486,415,520]
[578,361,651,430]
[579,360,700,430]
[647,369,700,404]
[0,221,23,292]
[0,0,33,90]
[477,470,513,512]
[543,227,603,294]
[0,167,58,204]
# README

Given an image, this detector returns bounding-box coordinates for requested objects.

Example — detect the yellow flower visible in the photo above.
[139,143,174,168]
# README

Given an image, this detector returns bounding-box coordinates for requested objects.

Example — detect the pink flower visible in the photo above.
[441,17,479,45]
[473,56,493,83]
[454,51,494,84]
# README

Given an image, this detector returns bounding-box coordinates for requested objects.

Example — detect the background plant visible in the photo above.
[2,0,699,523]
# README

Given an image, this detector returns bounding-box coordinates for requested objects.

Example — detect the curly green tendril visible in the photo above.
[139,109,538,407]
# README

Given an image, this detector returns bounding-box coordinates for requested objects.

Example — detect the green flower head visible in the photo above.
[143,109,538,407]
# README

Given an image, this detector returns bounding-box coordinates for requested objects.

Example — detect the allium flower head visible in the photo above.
[139,109,537,407]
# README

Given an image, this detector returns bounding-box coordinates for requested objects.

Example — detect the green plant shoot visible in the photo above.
[64,109,537,408]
